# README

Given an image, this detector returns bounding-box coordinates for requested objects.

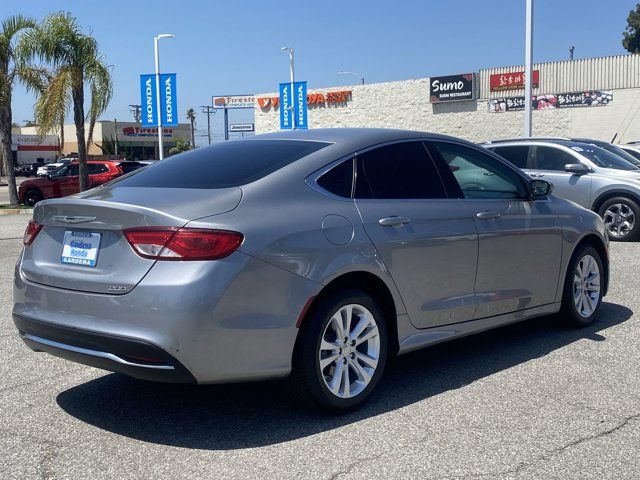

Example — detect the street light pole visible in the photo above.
[524,0,534,137]
[281,47,295,129]
[154,33,174,159]
[337,71,365,85]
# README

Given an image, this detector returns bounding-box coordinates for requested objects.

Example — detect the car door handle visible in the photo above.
[476,211,501,220]
[529,172,545,178]
[378,216,412,227]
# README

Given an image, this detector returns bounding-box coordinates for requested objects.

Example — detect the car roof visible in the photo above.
[244,128,472,152]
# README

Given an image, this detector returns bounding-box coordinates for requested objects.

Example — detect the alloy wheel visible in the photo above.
[603,203,635,238]
[318,304,380,399]
[573,254,601,318]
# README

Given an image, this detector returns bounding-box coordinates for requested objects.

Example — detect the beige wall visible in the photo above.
[255,79,640,144]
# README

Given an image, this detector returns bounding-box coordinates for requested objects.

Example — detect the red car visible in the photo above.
[19,160,124,206]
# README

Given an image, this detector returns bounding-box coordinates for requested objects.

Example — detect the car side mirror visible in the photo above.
[46,174,52,180]
[564,163,591,174]
[530,179,553,198]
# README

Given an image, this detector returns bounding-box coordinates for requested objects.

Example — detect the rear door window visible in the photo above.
[112,140,331,189]
[88,163,109,174]
[491,146,531,169]
[354,142,447,199]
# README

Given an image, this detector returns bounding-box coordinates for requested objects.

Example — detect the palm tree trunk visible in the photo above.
[72,83,89,191]
[0,90,19,205]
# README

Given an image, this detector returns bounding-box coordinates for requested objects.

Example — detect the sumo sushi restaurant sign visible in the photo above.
[429,73,476,103]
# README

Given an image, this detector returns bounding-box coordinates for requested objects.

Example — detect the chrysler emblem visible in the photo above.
[51,215,97,224]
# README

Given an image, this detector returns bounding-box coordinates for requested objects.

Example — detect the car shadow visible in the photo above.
[56,301,632,450]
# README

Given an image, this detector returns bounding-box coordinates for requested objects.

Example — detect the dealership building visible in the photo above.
[16,120,192,162]
[255,53,640,144]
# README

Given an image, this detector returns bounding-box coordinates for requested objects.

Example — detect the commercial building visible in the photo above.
[255,54,640,144]
[18,120,192,161]
[9,133,59,165]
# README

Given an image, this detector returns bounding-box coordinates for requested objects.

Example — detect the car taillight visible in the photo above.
[123,227,243,260]
[23,219,42,246]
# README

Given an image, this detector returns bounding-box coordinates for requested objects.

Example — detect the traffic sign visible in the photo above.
[229,123,255,132]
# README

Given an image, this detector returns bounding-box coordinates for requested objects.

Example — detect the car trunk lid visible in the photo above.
[21,186,242,294]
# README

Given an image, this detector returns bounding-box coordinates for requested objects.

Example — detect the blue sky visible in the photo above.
[8,0,635,143]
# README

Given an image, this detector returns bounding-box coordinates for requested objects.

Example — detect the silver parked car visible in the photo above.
[14,129,609,412]
[483,139,640,241]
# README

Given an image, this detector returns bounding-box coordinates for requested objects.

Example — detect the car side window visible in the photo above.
[67,165,79,176]
[491,146,530,169]
[317,159,353,198]
[431,142,527,200]
[88,163,109,174]
[354,142,447,199]
[533,146,577,171]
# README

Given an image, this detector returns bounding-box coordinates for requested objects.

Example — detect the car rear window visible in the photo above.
[112,140,331,189]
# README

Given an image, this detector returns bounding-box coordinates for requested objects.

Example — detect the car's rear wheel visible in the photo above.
[598,197,640,241]
[561,244,604,327]
[24,189,43,207]
[289,290,388,412]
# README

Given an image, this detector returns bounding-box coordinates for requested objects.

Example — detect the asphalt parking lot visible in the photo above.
[1,214,639,480]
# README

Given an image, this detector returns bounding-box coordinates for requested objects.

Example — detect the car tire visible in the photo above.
[23,189,43,207]
[598,197,640,242]
[289,289,388,413]
[561,244,604,328]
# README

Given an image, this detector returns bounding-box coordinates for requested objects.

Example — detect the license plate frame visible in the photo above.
[60,231,101,268]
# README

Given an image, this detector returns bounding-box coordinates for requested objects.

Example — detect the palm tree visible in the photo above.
[0,15,47,205]
[168,137,191,155]
[20,12,112,191]
[186,108,196,148]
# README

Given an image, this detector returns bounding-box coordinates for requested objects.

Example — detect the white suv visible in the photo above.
[483,139,640,241]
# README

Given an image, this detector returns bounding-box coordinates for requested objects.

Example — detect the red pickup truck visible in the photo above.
[19,160,124,206]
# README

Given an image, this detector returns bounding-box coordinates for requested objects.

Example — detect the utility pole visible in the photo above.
[129,104,142,123]
[569,45,575,61]
[524,0,534,137]
[201,105,215,145]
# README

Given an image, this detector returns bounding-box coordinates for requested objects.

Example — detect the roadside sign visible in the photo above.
[294,81,308,129]
[229,123,255,132]
[279,83,293,130]
[213,95,255,109]
[140,73,178,126]
[279,81,308,130]
[140,74,157,127]
[160,73,178,126]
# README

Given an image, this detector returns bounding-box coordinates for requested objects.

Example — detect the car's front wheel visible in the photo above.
[289,290,388,412]
[561,244,604,327]
[598,197,640,241]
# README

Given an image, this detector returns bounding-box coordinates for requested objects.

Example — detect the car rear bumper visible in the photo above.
[13,251,322,384]
[14,314,196,383]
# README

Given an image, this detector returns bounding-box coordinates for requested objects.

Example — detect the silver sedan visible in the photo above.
[13,129,609,412]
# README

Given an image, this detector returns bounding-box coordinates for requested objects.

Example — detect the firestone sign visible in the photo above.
[429,73,476,103]
[213,95,256,109]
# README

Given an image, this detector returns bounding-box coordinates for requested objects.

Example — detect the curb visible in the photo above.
[0,208,33,216]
